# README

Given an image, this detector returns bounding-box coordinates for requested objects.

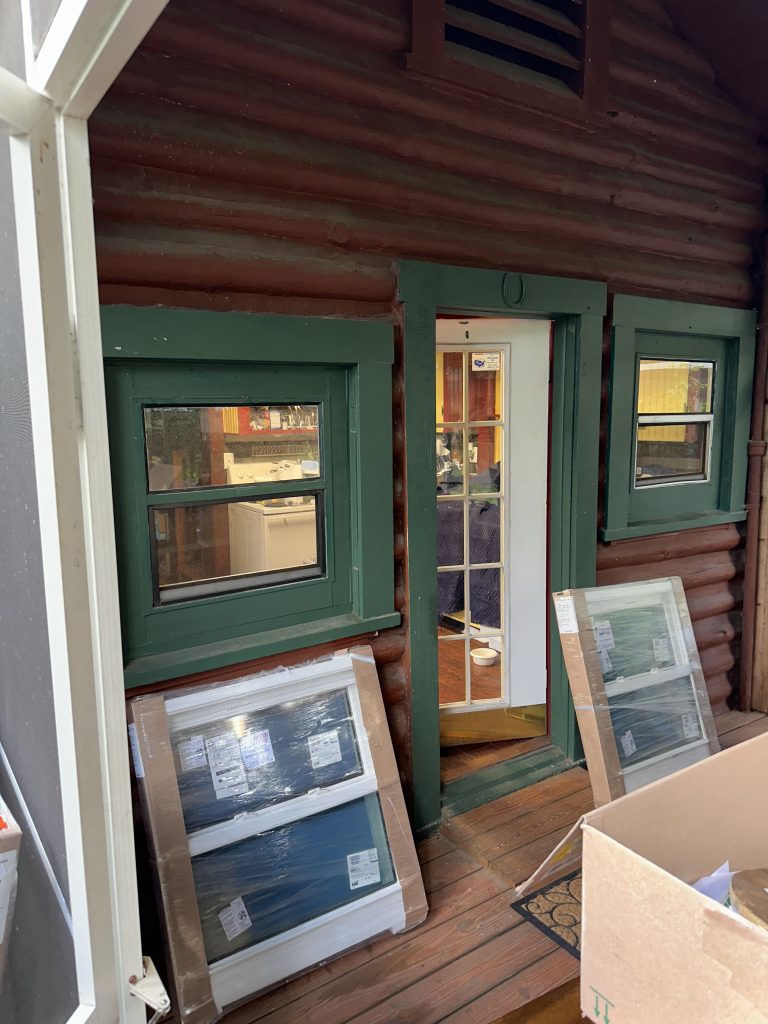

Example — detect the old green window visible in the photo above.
[103,308,399,687]
[603,296,756,540]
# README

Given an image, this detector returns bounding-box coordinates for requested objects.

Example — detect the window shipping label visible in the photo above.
[206,733,249,799]
[593,620,615,652]
[620,730,637,758]
[240,729,275,770]
[308,729,343,769]
[347,848,381,890]
[653,637,672,662]
[177,734,207,772]
[681,713,699,739]
[553,595,579,634]
[219,896,253,942]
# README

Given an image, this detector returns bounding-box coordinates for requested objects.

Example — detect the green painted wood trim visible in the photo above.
[604,295,757,538]
[122,611,402,689]
[399,261,606,831]
[612,295,756,335]
[398,261,607,316]
[403,301,442,833]
[441,745,579,818]
[101,305,394,364]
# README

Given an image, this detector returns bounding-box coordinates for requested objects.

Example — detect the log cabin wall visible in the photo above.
[91,0,766,781]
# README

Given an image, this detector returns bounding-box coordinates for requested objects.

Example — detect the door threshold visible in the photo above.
[441,744,580,818]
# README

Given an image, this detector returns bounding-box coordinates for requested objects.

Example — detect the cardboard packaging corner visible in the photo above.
[0,797,22,990]
[579,731,768,1024]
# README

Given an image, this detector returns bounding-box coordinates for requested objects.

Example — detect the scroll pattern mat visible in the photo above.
[512,871,582,959]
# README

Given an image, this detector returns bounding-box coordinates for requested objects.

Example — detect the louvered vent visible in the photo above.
[444,0,585,97]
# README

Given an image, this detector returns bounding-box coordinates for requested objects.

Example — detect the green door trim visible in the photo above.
[398,261,606,833]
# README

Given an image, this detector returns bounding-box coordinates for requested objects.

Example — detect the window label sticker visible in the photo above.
[553,596,579,634]
[599,648,612,675]
[681,713,699,739]
[127,724,144,779]
[471,352,501,372]
[240,729,275,771]
[593,620,615,652]
[206,733,249,800]
[219,896,253,942]
[177,735,207,772]
[621,730,637,758]
[653,637,671,662]
[347,849,381,890]
[308,730,343,769]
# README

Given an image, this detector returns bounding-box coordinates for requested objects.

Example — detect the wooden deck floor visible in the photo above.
[223,710,768,1024]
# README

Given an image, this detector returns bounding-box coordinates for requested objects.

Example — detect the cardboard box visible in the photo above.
[0,797,21,990]
[579,732,768,1024]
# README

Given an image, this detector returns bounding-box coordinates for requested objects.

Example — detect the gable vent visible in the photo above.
[443,0,585,97]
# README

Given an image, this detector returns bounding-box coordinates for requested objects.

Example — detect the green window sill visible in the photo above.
[123,610,402,689]
[600,509,747,543]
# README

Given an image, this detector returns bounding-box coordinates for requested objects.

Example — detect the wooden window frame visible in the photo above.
[102,306,400,689]
[408,0,612,122]
[603,296,757,542]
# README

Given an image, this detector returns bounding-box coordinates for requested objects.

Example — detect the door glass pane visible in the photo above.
[436,429,465,494]
[469,567,502,632]
[635,422,709,485]
[151,495,321,602]
[437,571,465,633]
[468,351,502,421]
[468,499,501,564]
[437,351,463,423]
[144,404,321,492]
[437,500,465,566]
[470,638,502,700]
[468,427,502,493]
[438,638,466,704]
[637,360,713,415]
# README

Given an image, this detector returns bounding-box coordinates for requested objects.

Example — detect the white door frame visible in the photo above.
[0,1,169,1021]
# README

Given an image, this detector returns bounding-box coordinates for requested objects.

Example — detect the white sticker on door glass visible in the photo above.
[206,733,249,800]
[553,596,579,634]
[621,731,637,758]
[240,729,275,770]
[177,735,207,772]
[593,620,615,652]
[347,848,381,890]
[470,352,501,372]
[308,730,342,769]
[219,896,252,942]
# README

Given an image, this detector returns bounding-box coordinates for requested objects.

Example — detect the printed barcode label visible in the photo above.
[681,713,699,739]
[218,896,252,942]
[127,724,144,779]
[308,730,342,769]
[177,735,207,772]
[593,620,615,652]
[553,596,578,634]
[621,730,637,758]
[240,729,275,770]
[347,848,381,890]
[206,733,249,800]
[653,638,672,662]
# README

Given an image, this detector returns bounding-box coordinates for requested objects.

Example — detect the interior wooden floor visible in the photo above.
[223,710,768,1024]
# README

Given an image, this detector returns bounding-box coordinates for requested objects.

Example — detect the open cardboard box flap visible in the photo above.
[579,732,768,1024]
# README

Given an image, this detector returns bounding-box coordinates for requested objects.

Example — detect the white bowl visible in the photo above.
[470,647,499,667]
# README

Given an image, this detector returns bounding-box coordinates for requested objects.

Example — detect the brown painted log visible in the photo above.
[700,642,737,679]
[706,673,734,713]
[611,9,714,82]
[230,0,408,52]
[691,613,738,652]
[596,523,742,570]
[370,630,407,664]
[596,549,743,590]
[685,581,742,622]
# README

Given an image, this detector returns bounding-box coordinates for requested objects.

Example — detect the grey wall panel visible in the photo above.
[0,0,24,75]
[0,135,69,903]
[30,0,62,57]
[0,761,78,1024]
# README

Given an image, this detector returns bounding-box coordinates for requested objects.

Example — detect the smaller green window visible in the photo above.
[103,308,400,687]
[603,296,756,541]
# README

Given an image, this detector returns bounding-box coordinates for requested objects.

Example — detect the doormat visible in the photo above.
[512,870,581,959]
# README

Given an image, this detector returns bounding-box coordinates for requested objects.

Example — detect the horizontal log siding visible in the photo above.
[596,524,745,713]
[91,0,762,767]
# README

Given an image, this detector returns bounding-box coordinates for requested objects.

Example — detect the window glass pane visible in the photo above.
[468,427,502,493]
[144,405,321,492]
[468,498,501,564]
[170,690,362,833]
[438,570,465,633]
[437,500,465,567]
[468,350,502,421]
[637,360,713,415]
[469,567,502,632]
[470,638,502,701]
[607,676,702,771]
[436,429,465,494]
[436,350,463,423]
[192,795,395,964]
[438,638,466,705]
[152,496,321,602]
[635,422,709,485]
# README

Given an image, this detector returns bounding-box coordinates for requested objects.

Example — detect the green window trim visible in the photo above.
[102,306,399,688]
[602,296,757,542]
[398,261,606,833]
